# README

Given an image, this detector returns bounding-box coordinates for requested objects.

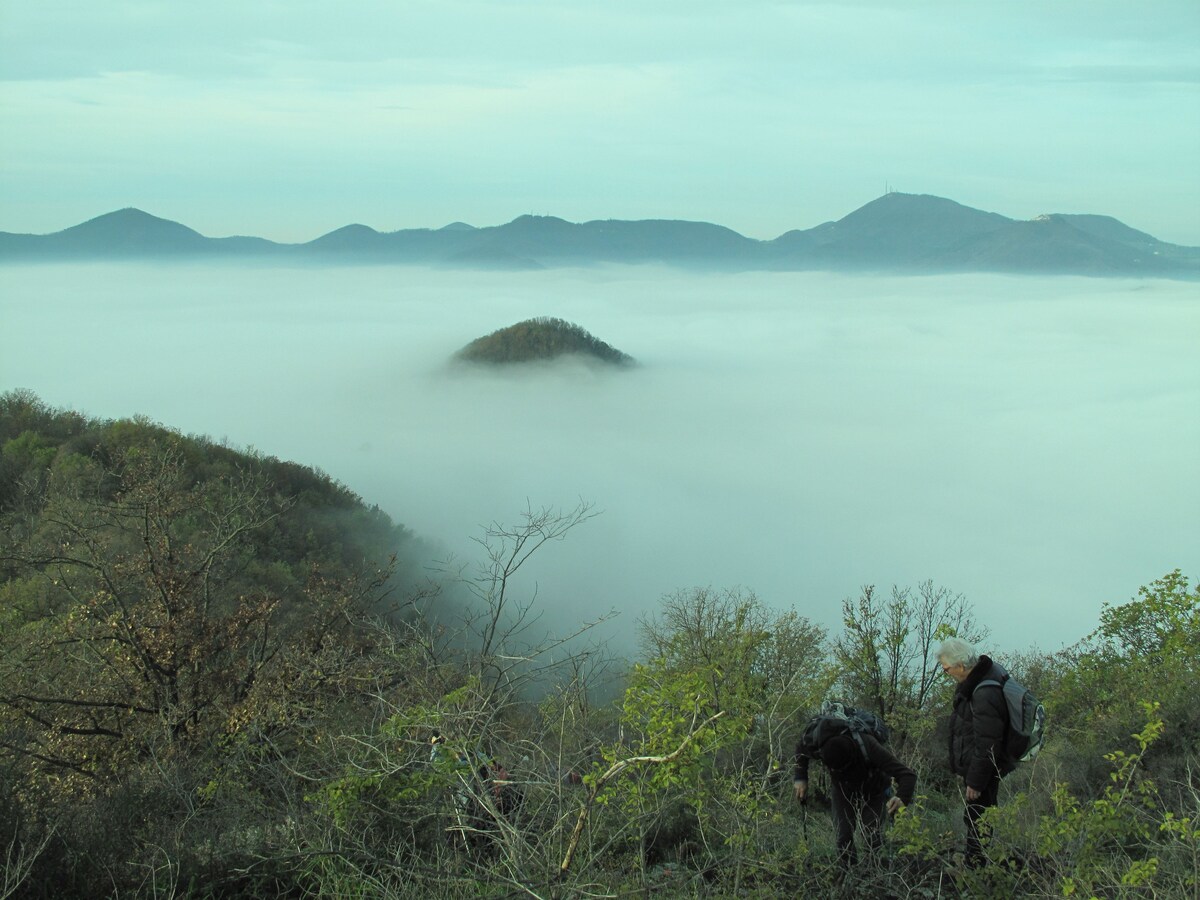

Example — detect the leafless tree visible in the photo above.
[834,580,987,753]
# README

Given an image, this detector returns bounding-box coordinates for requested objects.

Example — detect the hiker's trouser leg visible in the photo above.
[829,782,858,867]
[860,790,887,859]
[964,776,1000,865]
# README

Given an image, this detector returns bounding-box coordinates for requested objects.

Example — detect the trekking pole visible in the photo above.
[800,796,809,845]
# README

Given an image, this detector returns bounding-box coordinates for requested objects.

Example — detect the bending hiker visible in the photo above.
[429,732,522,850]
[486,754,524,819]
[793,702,917,869]
[430,732,477,845]
[938,637,1018,866]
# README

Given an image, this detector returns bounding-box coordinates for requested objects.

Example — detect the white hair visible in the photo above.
[936,637,979,669]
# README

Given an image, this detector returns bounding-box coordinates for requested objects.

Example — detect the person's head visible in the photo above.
[820,735,858,773]
[936,637,979,683]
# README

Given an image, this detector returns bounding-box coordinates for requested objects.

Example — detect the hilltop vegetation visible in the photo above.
[454,317,635,366]
[0,391,1196,898]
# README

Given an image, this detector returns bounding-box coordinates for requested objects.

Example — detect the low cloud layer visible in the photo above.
[2,262,1196,654]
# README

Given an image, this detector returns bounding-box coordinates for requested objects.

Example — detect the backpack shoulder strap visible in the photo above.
[974,673,1008,696]
[849,730,870,762]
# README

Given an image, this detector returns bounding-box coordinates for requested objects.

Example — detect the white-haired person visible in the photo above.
[937,637,1017,866]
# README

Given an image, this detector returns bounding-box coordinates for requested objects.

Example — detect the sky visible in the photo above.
[2,1,1199,245]
[2,262,1197,657]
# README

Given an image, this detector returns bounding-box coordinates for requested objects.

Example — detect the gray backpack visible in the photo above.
[977,668,1046,762]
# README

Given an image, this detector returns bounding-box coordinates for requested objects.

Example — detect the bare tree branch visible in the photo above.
[558,710,726,878]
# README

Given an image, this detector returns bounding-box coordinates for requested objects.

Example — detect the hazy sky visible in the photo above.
[2,263,1197,656]
[2,1,1199,244]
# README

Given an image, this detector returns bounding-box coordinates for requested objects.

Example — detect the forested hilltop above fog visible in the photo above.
[3,192,1199,278]
[1,390,1197,898]
[454,318,635,366]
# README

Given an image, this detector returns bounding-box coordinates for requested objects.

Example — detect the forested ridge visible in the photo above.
[1,390,1196,898]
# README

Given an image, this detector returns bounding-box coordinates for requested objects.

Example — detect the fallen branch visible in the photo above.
[557,710,726,878]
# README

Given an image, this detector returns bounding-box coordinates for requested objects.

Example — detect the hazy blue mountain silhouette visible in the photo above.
[305,223,383,251]
[2,193,1196,277]
[770,193,1012,265]
[61,208,209,253]
[1053,214,1160,247]
[0,208,278,258]
[487,215,756,262]
[303,223,480,262]
[936,216,1151,273]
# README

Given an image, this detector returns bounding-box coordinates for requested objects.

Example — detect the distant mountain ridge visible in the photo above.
[2,193,1197,278]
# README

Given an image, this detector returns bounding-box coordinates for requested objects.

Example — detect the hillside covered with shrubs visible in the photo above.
[454,317,635,366]
[0,390,1196,898]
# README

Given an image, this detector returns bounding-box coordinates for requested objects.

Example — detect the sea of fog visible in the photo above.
[2,261,1197,656]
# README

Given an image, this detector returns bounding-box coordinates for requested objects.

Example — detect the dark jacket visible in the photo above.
[949,654,1016,789]
[795,734,917,806]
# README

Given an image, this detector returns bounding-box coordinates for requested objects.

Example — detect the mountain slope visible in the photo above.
[60,208,208,251]
[771,193,1013,266]
[0,208,287,259]
[477,216,758,264]
[937,215,1185,274]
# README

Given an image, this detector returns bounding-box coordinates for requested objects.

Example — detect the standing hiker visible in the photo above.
[938,637,1018,866]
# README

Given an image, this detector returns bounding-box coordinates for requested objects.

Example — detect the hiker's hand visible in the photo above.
[794,780,807,803]
[886,796,904,815]
[966,786,981,802]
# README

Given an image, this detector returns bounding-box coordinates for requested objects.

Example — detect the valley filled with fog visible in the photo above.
[2,262,1196,654]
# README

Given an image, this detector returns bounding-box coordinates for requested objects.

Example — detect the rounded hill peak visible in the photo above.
[54,207,207,253]
[454,317,634,366]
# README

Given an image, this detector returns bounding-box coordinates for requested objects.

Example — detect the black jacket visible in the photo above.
[794,734,917,805]
[949,654,1016,789]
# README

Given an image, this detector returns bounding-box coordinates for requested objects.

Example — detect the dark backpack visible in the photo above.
[977,668,1046,762]
[799,700,889,763]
